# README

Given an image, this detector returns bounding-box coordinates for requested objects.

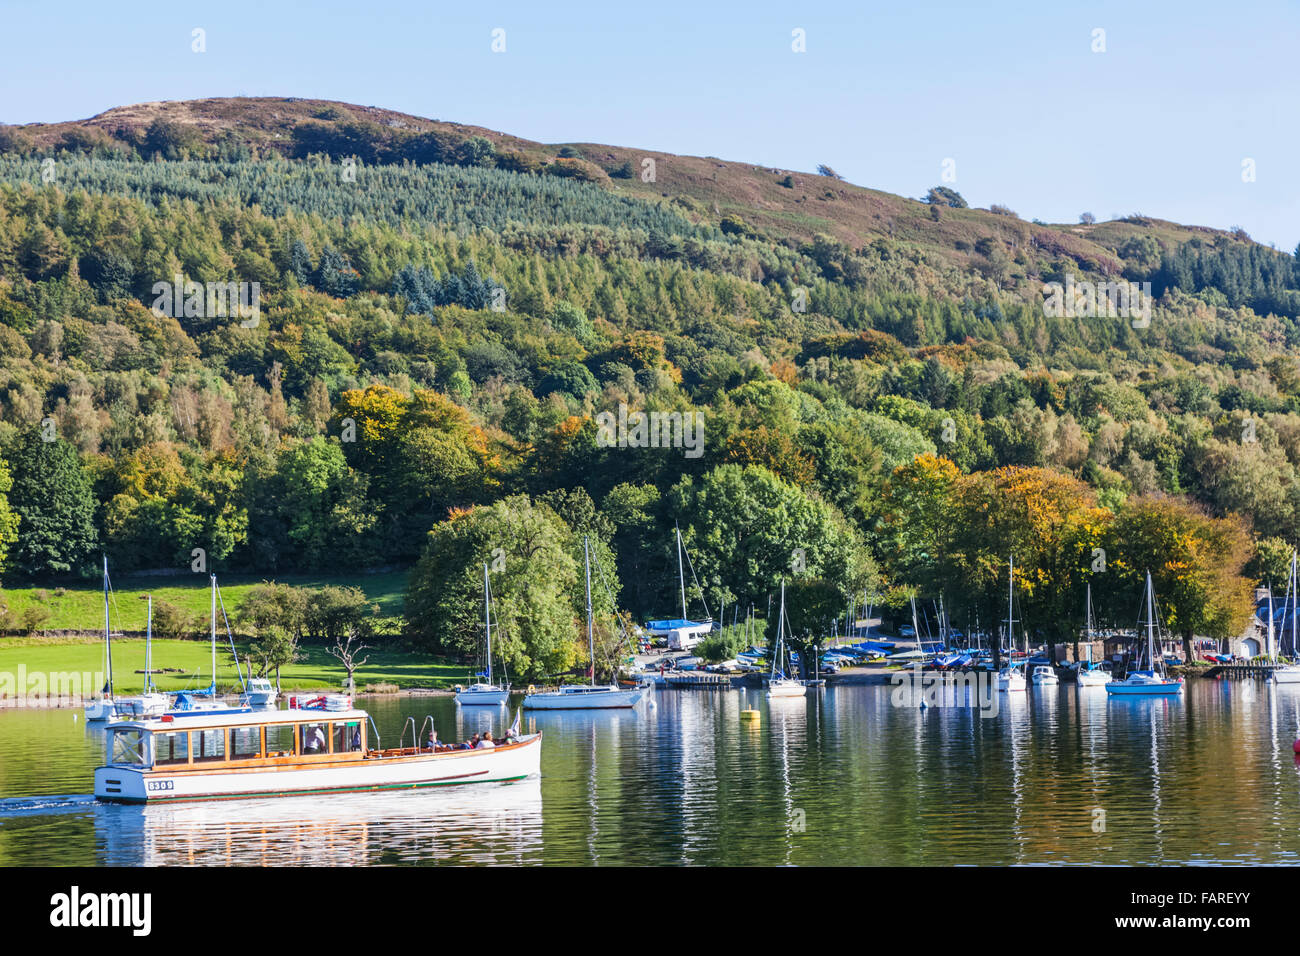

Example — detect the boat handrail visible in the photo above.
[418,715,436,752]
[398,716,416,752]
[367,715,382,753]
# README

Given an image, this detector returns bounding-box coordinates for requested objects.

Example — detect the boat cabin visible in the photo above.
[102,707,371,773]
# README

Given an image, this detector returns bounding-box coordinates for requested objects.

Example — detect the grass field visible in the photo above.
[0,571,410,633]
[0,569,474,695]
[0,634,466,694]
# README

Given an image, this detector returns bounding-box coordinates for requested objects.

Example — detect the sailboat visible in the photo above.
[643,525,713,651]
[522,537,647,710]
[456,563,510,706]
[1076,582,1112,687]
[171,574,253,714]
[997,556,1027,692]
[114,595,169,718]
[84,557,118,721]
[766,581,806,699]
[1272,552,1300,684]
[1105,571,1184,696]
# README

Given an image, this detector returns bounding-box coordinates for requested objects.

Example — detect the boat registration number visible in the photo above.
[146,779,175,792]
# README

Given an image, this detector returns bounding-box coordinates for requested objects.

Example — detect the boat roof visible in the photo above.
[107,707,369,731]
[644,618,710,630]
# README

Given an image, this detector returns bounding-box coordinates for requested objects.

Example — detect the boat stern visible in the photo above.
[94,766,149,803]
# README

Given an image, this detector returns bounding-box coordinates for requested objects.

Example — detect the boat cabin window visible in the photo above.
[110,729,147,767]
[193,728,226,762]
[333,721,362,753]
[155,731,189,766]
[229,727,262,761]
[264,724,295,757]
[300,723,328,755]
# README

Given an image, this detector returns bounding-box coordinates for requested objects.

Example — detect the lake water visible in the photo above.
[2,679,1300,866]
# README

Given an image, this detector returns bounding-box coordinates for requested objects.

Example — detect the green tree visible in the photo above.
[6,430,97,576]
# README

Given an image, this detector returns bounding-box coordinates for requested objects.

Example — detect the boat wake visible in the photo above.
[0,794,96,818]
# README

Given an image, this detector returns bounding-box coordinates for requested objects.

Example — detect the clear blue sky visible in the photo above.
[3,0,1296,250]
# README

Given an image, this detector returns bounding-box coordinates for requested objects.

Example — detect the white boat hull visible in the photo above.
[96,733,542,803]
[1272,666,1300,684]
[766,680,807,699]
[115,694,170,719]
[456,685,509,706]
[521,686,645,709]
[1076,670,1112,687]
[84,699,116,721]
[997,672,1026,693]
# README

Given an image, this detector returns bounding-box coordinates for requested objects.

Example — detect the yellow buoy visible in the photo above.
[740,709,760,722]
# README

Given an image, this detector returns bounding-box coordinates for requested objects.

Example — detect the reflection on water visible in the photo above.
[4,682,1300,865]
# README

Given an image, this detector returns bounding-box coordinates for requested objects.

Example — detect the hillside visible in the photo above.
[2,97,1243,285]
[0,96,1296,671]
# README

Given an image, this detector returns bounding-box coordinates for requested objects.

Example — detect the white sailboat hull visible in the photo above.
[1076,669,1112,687]
[84,699,116,721]
[997,670,1026,693]
[96,733,542,803]
[521,686,645,709]
[1271,666,1300,684]
[116,694,170,719]
[766,680,807,699]
[456,685,509,706]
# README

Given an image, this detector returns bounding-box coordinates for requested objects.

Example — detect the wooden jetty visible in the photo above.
[662,672,740,688]
[1201,662,1284,680]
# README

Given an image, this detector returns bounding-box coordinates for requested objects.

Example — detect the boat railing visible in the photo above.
[398,716,416,752]
[418,715,436,751]
[367,715,382,752]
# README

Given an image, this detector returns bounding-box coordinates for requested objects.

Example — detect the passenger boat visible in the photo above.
[456,563,510,706]
[1106,572,1184,697]
[523,536,649,710]
[94,706,541,803]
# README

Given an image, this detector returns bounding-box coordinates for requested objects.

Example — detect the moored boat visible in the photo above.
[1030,664,1059,686]
[1271,552,1300,684]
[522,536,649,710]
[94,706,541,803]
[997,555,1027,693]
[765,581,806,700]
[1106,572,1183,697]
[456,563,510,706]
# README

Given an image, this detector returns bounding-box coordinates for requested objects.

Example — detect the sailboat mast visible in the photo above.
[1008,554,1015,661]
[676,524,687,620]
[103,556,112,698]
[1267,586,1276,663]
[1284,548,1294,660]
[585,536,594,687]
[1145,570,1156,671]
[771,581,786,680]
[210,573,217,693]
[483,562,492,686]
[144,595,152,693]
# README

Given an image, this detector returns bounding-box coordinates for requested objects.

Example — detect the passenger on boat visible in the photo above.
[426,730,438,750]
[304,724,327,754]
[476,732,495,750]
[462,733,480,751]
